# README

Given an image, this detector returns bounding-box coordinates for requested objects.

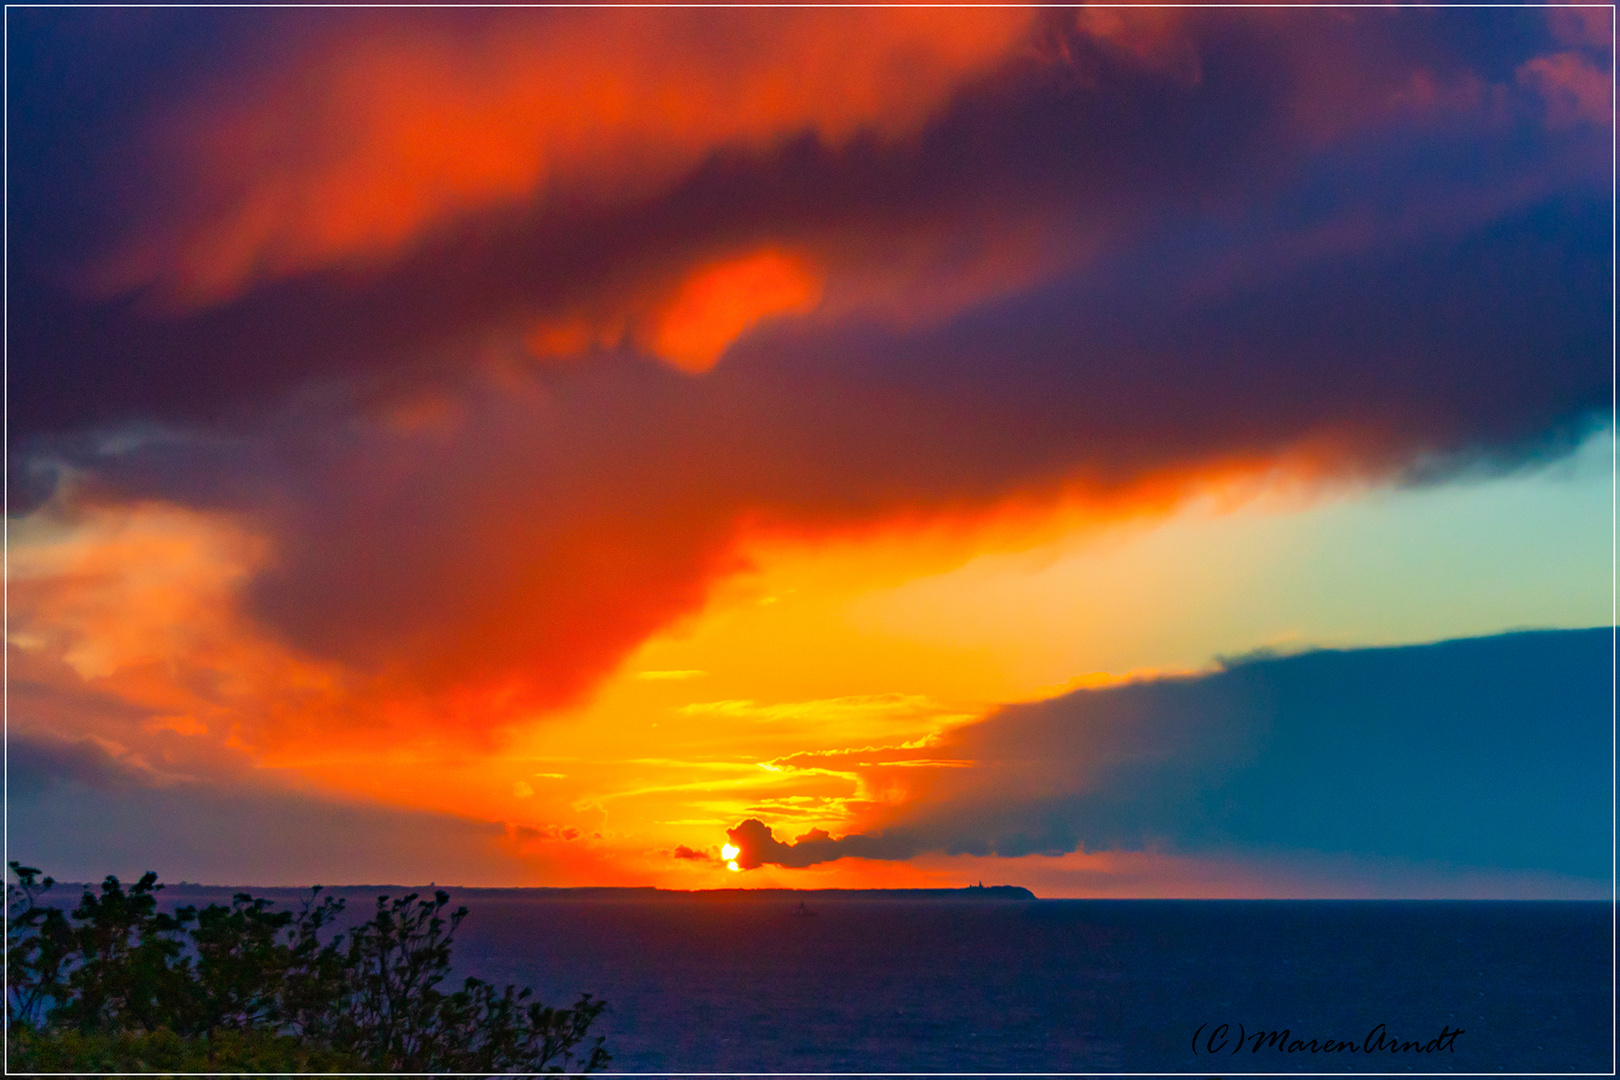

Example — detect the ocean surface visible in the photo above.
[154,887,1613,1073]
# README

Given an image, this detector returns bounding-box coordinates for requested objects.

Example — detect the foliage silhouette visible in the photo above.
[6,863,609,1075]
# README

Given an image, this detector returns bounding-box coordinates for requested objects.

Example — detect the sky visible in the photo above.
[5,4,1613,898]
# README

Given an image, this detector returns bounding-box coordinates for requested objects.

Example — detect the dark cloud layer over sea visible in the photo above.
[730,628,1612,882]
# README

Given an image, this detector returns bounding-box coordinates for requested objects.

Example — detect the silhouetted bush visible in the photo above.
[5,863,608,1075]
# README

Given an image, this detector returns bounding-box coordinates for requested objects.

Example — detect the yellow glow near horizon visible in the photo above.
[490,434,1608,885]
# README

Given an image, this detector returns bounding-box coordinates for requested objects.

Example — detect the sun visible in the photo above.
[721,843,740,871]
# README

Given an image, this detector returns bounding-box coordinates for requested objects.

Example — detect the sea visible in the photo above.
[115,887,1620,1073]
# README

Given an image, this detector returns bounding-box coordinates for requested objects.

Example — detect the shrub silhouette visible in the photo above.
[5,862,609,1074]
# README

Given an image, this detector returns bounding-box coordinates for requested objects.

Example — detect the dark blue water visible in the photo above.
[445,892,1611,1074]
[157,888,1611,1073]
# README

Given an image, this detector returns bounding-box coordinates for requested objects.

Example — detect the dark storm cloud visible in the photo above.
[6,8,1609,719]
[729,629,1612,880]
[71,180,1603,712]
[11,19,1217,436]
[725,819,919,870]
[9,7,1601,443]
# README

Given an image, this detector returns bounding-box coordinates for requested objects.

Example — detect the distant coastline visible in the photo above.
[129,887,1036,906]
[49,883,1615,904]
[100,882,1041,902]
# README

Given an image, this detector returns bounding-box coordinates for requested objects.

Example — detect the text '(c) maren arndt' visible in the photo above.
[1191,1022,1465,1057]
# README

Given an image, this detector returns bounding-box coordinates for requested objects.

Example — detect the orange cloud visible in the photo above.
[103,8,1035,306]
[9,499,271,687]
[7,494,554,772]
[646,250,822,374]
[525,247,823,373]
[5,499,376,811]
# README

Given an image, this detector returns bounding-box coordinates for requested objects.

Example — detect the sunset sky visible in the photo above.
[7,4,1613,898]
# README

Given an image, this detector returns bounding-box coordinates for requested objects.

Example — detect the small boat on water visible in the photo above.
[790,900,817,917]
